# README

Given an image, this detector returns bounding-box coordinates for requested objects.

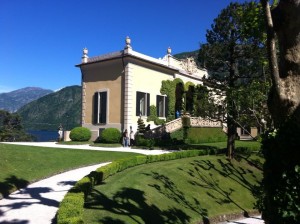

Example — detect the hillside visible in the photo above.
[17,86,81,131]
[173,49,199,60]
[0,87,53,112]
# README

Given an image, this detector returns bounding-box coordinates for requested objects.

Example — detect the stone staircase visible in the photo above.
[150,117,223,138]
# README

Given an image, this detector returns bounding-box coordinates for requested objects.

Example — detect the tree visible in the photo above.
[0,110,32,141]
[199,2,267,159]
[193,85,219,118]
[257,1,300,223]
[234,80,271,134]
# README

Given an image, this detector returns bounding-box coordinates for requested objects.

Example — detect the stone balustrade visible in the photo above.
[150,117,223,138]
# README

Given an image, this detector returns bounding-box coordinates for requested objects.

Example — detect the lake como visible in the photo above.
[27,130,59,142]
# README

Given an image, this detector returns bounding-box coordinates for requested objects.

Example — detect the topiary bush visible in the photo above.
[99,128,121,143]
[69,127,91,142]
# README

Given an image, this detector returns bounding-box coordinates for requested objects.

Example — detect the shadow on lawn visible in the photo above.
[186,158,261,216]
[85,187,191,224]
[84,157,261,223]
[0,175,29,198]
[145,172,210,224]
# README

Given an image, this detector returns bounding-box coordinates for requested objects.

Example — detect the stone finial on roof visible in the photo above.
[125,36,132,49]
[167,47,172,55]
[82,47,89,63]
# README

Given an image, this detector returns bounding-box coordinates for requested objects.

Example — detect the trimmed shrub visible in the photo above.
[99,128,121,143]
[57,192,84,224]
[69,127,91,142]
[135,135,155,148]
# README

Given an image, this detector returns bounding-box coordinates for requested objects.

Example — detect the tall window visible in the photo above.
[93,91,107,124]
[156,95,168,117]
[136,91,150,116]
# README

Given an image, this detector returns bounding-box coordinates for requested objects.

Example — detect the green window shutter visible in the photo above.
[93,92,99,124]
[147,93,150,116]
[99,92,107,123]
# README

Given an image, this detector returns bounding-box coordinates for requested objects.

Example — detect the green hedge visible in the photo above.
[69,127,91,142]
[171,127,227,144]
[98,128,121,143]
[57,192,85,224]
[57,150,215,224]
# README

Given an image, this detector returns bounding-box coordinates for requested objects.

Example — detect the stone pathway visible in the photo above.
[0,163,110,224]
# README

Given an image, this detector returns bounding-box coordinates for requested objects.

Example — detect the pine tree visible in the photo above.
[137,118,146,134]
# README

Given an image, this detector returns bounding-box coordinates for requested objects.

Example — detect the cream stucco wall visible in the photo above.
[123,60,209,132]
[126,61,174,131]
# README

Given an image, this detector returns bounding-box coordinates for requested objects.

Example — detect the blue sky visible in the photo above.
[0,0,240,93]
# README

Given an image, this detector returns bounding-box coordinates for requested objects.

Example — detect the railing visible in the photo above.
[151,117,223,138]
[190,117,222,128]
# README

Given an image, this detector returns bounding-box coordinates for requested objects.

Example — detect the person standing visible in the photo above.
[123,129,129,147]
[58,124,63,142]
[130,130,135,146]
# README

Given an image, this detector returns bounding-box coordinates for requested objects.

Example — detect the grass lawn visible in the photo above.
[0,143,139,197]
[84,154,263,224]
[199,140,261,150]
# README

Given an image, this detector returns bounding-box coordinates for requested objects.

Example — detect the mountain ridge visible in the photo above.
[0,87,53,112]
[17,85,81,131]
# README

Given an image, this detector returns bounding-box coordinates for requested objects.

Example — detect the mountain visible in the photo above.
[17,86,81,131]
[0,87,53,112]
[173,50,199,60]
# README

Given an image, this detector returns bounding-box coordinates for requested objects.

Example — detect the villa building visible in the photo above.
[76,37,209,140]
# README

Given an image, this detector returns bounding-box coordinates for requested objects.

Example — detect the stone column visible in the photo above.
[124,62,133,132]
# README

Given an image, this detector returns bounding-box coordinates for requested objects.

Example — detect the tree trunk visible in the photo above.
[264,0,300,126]
[226,41,238,160]
[259,1,300,223]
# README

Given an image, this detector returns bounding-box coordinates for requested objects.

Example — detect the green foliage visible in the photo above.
[257,120,300,223]
[57,192,84,224]
[137,118,146,134]
[161,78,184,121]
[194,85,219,118]
[135,135,155,149]
[234,80,270,129]
[17,85,81,131]
[69,127,91,142]
[147,105,165,125]
[98,128,121,143]
[199,1,269,159]
[0,110,32,141]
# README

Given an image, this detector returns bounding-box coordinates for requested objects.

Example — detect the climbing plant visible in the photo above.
[147,105,165,125]
[160,78,184,121]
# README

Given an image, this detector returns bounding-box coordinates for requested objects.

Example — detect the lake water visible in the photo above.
[27,130,59,142]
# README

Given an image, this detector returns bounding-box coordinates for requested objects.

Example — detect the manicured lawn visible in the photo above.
[0,143,139,197]
[195,140,261,152]
[84,154,263,224]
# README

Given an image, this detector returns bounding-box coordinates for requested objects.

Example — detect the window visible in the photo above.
[93,91,107,124]
[156,95,168,117]
[136,91,150,116]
